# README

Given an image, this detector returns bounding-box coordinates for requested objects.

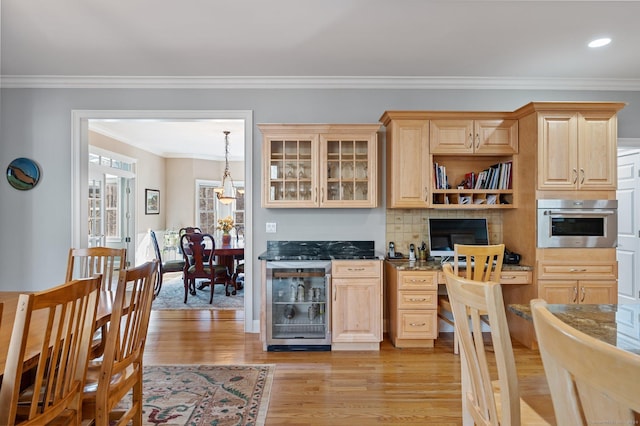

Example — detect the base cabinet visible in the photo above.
[537,249,618,305]
[331,260,382,350]
[385,263,438,348]
[539,280,617,304]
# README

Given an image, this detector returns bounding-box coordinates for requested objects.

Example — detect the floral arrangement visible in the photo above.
[217,216,235,234]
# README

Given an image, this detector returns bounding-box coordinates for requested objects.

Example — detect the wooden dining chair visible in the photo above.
[442,264,555,425]
[180,232,231,303]
[65,247,127,292]
[0,276,101,426]
[437,243,504,354]
[66,246,127,359]
[149,229,185,297]
[81,260,158,426]
[531,299,640,426]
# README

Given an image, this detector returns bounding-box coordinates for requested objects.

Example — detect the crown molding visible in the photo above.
[3,75,640,91]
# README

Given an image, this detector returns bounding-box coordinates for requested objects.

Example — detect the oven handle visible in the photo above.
[543,210,616,216]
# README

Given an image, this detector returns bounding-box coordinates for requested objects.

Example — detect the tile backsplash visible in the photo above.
[385,209,503,256]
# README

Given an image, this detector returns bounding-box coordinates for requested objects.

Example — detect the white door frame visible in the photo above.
[616,138,640,303]
[71,110,255,332]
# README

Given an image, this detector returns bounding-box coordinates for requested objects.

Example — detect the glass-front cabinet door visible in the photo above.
[262,132,319,208]
[259,124,379,208]
[320,132,377,208]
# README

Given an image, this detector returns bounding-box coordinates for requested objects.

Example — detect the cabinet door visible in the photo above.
[331,278,382,343]
[538,280,578,304]
[537,113,579,190]
[386,120,430,208]
[320,132,377,208]
[262,134,319,207]
[430,120,474,154]
[579,280,618,304]
[474,120,518,154]
[578,112,617,190]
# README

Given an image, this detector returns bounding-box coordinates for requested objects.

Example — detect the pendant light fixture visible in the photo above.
[216,130,237,205]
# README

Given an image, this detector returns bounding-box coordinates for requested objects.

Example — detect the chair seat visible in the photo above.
[162,259,184,273]
[187,264,227,275]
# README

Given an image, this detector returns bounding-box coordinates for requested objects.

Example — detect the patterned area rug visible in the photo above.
[152,273,244,310]
[131,364,274,426]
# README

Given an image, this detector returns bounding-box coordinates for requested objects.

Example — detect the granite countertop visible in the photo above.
[509,303,640,355]
[385,259,533,272]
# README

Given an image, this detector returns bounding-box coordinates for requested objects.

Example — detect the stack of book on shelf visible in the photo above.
[434,162,448,189]
[474,161,512,190]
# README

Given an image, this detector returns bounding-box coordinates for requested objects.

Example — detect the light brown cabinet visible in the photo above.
[385,264,438,348]
[259,124,379,208]
[331,260,383,350]
[537,111,618,191]
[380,112,518,209]
[382,118,430,208]
[537,250,618,304]
[430,119,518,155]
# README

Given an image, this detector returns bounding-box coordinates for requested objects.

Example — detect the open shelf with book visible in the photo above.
[430,155,516,209]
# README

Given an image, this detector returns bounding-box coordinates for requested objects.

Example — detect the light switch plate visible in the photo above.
[266,222,277,233]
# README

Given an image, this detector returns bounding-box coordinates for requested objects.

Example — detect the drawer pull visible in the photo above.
[347,267,366,272]
[569,268,587,273]
[410,278,428,283]
[408,298,427,302]
[409,322,426,327]
[501,276,517,280]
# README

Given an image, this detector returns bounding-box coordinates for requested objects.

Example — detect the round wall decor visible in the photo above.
[6,157,41,190]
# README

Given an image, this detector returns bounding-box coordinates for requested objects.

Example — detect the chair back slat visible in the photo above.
[532,299,640,426]
[0,276,101,425]
[453,244,504,282]
[66,247,127,291]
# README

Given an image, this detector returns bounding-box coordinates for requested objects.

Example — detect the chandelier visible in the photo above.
[215,130,237,205]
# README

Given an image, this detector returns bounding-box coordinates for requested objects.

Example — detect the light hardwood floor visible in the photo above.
[144,309,549,425]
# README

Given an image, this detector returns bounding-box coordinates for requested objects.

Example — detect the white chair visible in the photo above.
[532,299,640,426]
[442,264,555,425]
[437,243,504,354]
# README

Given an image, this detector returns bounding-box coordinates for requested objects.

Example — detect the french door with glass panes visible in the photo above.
[88,171,134,264]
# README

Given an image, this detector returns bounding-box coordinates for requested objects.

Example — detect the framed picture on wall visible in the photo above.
[145,189,160,215]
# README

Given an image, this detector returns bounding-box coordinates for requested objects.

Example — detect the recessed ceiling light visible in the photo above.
[588,38,611,48]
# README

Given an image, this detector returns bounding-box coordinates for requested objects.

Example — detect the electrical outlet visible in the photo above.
[266,222,277,233]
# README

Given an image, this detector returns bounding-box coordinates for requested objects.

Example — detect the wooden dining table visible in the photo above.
[0,290,116,376]
[191,238,245,291]
[214,238,245,288]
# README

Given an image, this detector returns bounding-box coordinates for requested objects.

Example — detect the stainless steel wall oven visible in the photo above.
[537,199,618,248]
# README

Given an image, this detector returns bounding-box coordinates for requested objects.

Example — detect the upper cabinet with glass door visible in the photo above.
[259,124,380,208]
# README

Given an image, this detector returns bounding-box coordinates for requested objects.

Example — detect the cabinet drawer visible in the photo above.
[332,260,381,278]
[494,271,532,285]
[398,310,438,339]
[399,272,438,290]
[537,261,617,280]
[397,291,437,309]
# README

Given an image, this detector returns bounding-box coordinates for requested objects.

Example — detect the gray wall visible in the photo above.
[2,87,639,320]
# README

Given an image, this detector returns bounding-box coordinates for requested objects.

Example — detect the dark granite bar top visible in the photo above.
[509,303,640,355]
[385,259,533,272]
[258,240,384,261]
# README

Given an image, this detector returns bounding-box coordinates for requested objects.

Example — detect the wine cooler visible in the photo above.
[265,261,331,351]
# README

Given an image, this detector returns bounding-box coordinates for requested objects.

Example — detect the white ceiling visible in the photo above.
[4,0,640,156]
[90,119,246,161]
